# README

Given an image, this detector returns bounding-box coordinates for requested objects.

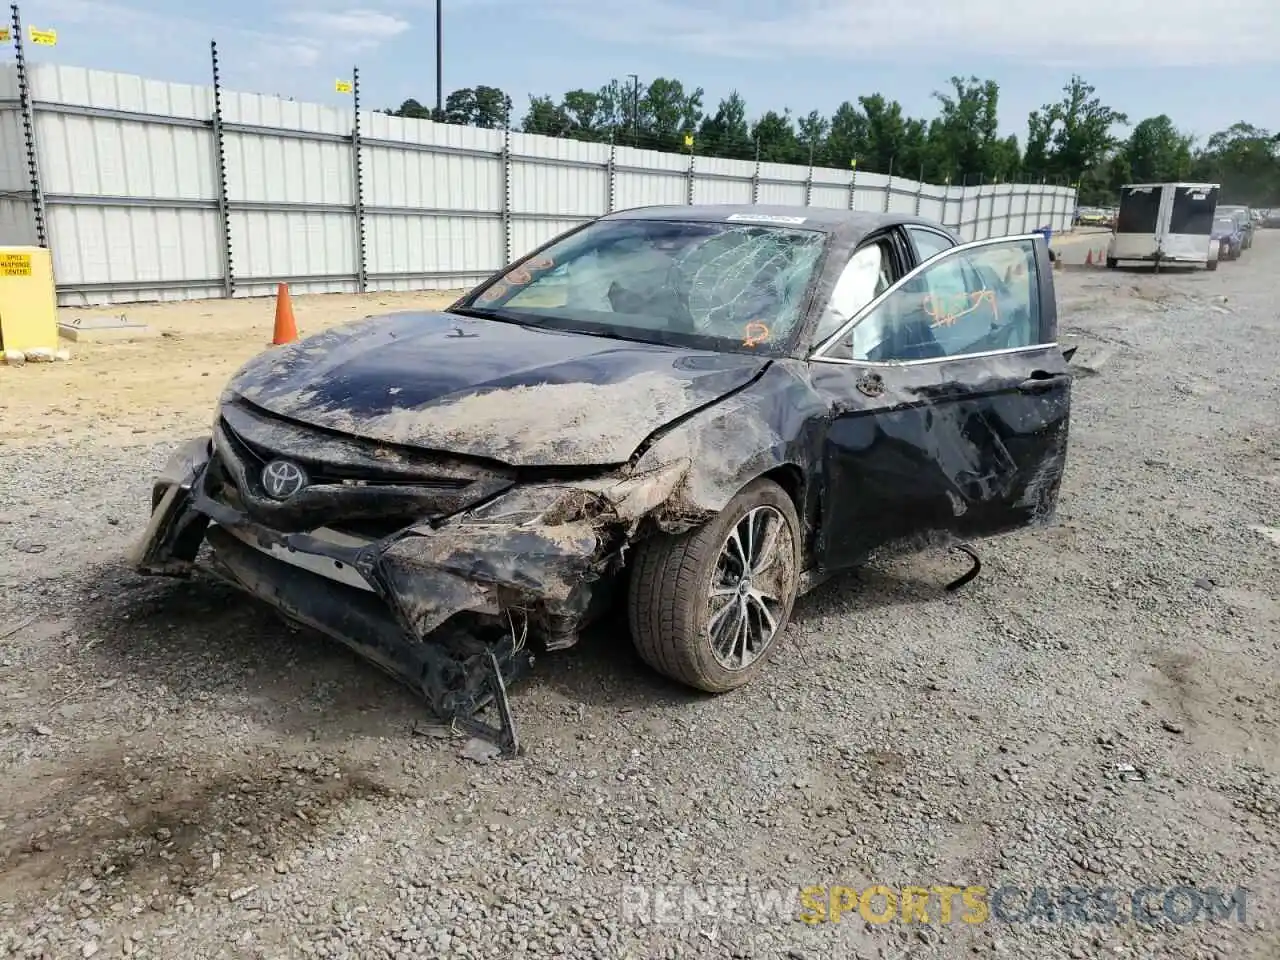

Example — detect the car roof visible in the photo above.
[600,204,958,245]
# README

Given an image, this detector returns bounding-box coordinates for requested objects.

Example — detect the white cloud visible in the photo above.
[23,0,414,95]
[27,0,412,61]
[543,0,1280,67]
[282,8,411,42]
[274,42,324,68]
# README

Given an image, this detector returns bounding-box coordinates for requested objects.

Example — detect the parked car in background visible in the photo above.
[1264,209,1280,228]
[1217,204,1254,249]
[1211,215,1244,261]
[129,205,1073,751]
[1077,207,1112,227]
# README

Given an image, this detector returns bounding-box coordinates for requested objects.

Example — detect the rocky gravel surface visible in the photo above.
[2,240,1278,959]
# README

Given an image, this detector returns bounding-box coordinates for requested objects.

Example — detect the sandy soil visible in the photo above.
[0,290,463,447]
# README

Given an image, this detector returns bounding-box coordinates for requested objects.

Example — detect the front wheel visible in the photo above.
[627,478,801,693]
[1207,259,1219,271]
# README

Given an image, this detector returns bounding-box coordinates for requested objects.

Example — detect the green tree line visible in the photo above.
[387,76,1280,207]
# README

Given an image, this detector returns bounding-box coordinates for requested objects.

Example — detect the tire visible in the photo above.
[1206,259,1219,271]
[627,478,801,693]
[1105,257,1117,269]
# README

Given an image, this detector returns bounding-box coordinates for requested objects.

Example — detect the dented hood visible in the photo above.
[228,311,768,467]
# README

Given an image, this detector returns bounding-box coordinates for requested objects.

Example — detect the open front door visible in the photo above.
[808,234,1071,572]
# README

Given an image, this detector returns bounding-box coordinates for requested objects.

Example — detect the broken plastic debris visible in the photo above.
[1117,763,1146,782]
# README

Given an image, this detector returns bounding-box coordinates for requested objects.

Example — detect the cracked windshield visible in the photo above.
[460,218,826,352]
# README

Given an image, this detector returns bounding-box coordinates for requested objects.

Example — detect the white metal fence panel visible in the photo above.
[692,156,755,206]
[0,63,1079,307]
[0,64,38,246]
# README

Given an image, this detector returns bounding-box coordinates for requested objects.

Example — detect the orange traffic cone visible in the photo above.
[272,283,298,345]
[1085,249,1094,267]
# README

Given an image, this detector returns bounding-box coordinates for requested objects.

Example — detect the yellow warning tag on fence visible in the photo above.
[0,26,11,43]
[683,134,693,147]
[29,27,57,45]
[335,79,353,94]
[0,253,34,277]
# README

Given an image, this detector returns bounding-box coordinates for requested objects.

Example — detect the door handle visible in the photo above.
[1017,372,1068,394]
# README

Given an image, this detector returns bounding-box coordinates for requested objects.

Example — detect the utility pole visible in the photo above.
[627,73,639,146]
[434,0,443,117]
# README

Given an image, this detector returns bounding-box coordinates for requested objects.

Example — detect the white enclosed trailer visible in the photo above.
[1106,182,1221,271]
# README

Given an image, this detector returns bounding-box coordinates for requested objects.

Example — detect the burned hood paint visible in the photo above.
[227,311,769,467]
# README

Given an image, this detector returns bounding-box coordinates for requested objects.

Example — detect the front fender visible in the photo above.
[631,364,818,531]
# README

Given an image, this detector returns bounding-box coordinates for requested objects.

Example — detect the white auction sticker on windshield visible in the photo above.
[725,213,807,225]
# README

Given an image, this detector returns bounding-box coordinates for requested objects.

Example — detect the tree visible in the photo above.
[1121,115,1194,183]
[1192,123,1280,205]
[826,101,867,170]
[1022,109,1052,177]
[927,77,1004,183]
[443,86,513,128]
[858,94,925,177]
[388,98,434,120]
[392,69,1280,207]
[797,110,829,164]
[561,89,610,140]
[521,95,570,136]
[698,91,754,160]
[1032,76,1128,183]
[642,78,705,148]
[751,110,802,164]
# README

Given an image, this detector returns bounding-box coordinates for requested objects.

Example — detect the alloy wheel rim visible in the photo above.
[706,505,794,671]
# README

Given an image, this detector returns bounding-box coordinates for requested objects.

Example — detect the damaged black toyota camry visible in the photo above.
[131,205,1072,752]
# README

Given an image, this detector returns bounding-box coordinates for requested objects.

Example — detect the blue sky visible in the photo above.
[10,0,1280,144]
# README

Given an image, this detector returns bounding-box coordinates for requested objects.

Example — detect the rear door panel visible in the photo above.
[1164,185,1219,260]
[1113,186,1163,260]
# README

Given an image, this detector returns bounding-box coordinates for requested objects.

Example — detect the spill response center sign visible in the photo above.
[0,254,33,277]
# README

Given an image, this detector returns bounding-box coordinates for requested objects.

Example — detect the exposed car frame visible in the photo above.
[132,205,1072,755]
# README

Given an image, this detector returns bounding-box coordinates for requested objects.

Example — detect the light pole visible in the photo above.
[435,0,443,117]
[626,73,639,146]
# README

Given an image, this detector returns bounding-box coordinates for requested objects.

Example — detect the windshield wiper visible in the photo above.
[447,305,544,329]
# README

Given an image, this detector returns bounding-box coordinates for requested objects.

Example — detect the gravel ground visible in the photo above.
[1,239,1278,960]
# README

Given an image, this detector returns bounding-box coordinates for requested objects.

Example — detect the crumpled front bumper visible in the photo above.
[129,435,629,750]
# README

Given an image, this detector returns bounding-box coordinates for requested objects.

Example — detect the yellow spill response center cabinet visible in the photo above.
[0,246,58,353]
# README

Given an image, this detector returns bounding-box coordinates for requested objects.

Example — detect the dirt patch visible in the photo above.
[0,744,404,910]
[0,289,463,448]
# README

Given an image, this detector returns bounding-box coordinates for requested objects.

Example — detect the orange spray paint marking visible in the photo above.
[742,321,771,347]
[477,282,509,303]
[527,256,555,271]
[506,266,532,285]
[922,290,995,329]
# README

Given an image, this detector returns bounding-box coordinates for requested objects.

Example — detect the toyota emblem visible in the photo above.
[261,459,308,499]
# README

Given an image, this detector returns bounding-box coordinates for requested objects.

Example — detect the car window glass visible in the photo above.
[811,241,892,346]
[471,218,826,355]
[906,227,954,264]
[844,239,1042,362]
